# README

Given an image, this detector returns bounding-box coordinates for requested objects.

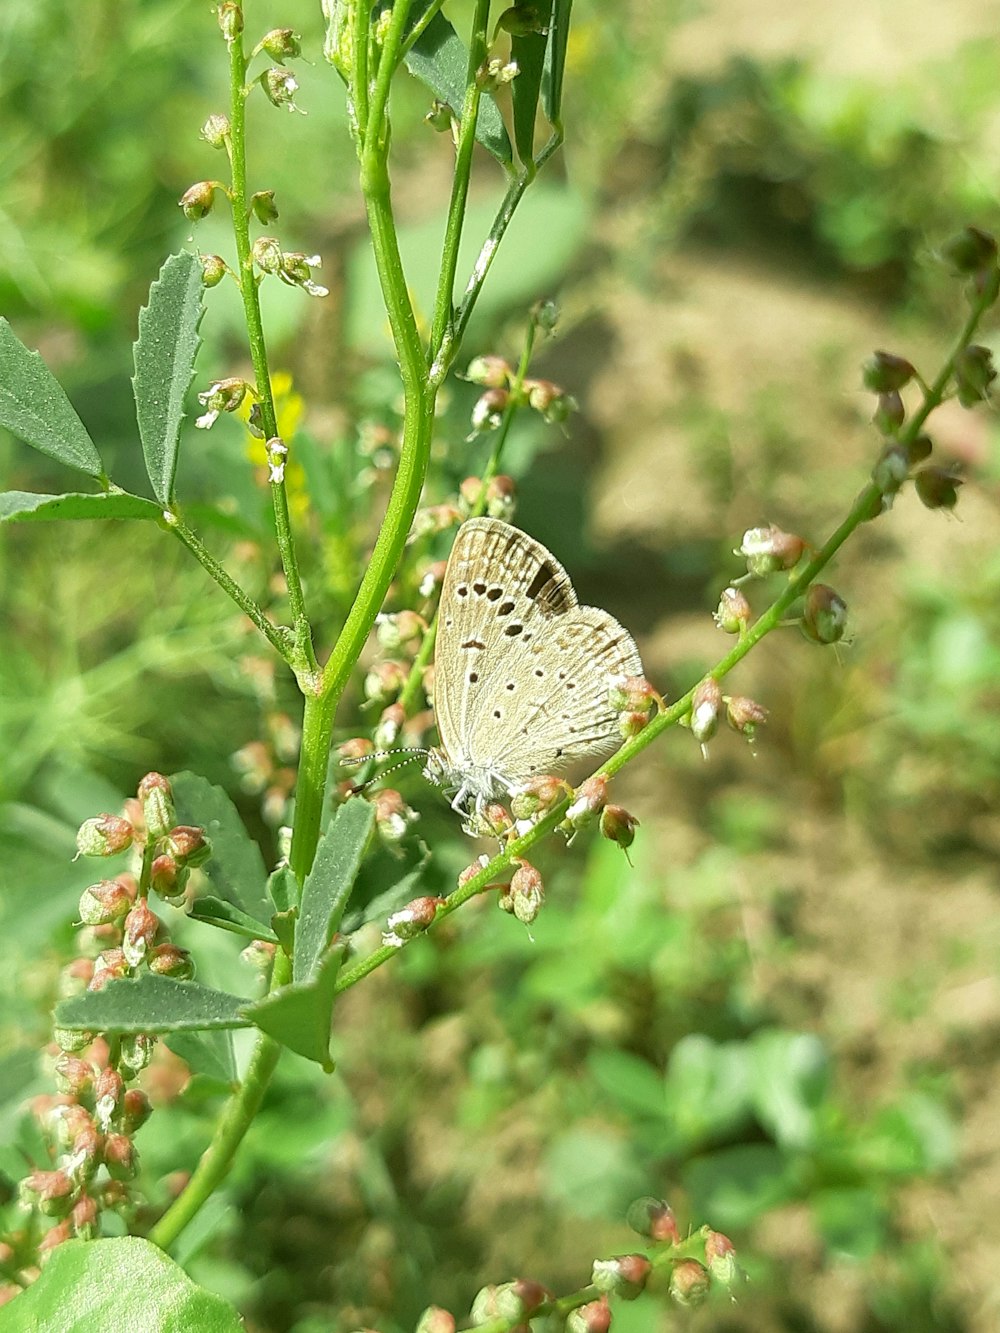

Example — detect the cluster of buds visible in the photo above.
[370,788,420,844]
[252,237,328,296]
[459,473,518,522]
[499,859,544,925]
[686,679,768,757]
[616,1196,742,1309]
[609,674,662,742]
[464,353,577,437]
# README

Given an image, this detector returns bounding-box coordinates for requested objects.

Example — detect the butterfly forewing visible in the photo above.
[434,518,642,789]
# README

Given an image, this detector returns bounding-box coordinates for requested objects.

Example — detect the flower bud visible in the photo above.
[217,2,243,42]
[591,1254,652,1300]
[940,225,998,275]
[424,99,456,132]
[199,253,228,288]
[485,474,517,521]
[470,1286,502,1324]
[714,585,751,634]
[668,1258,711,1307]
[103,1133,138,1182]
[76,814,134,858]
[178,180,218,221]
[147,943,195,980]
[278,252,329,297]
[195,376,250,429]
[118,1034,156,1075]
[250,189,279,224]
[241,938,277,976]
[78,879,132,927]
[494,1279,548,1322]
[871,442,909,496]
[415,1308,456,1333]
[690,677,722,746]
[608,675,658,714]
[470,387,508,434]
[150,854,188,902]
[801,584,848,645]
[200,114,231,148]
[626,1196,681,1244]
[376,610,427,654]
[38,1219,74,1257]
[21,1170,76,1219]
[261,27,301,61]
[137,773,175,840]
[510,775,569,821]
[374,702,406,749]
[905,433,933,466]
[165,825,212,868]
[123,900,162,967]
[59,957,95,997]
[71,1195,99,1239]
[459,475,485,512]
[704,1230,740,1287]
[564,775,609,830]
[338,737,375,763]
[499,861,544,925]
[914,465,962,510]
[861,350,916,393]
[412,503,461,538]
[364,659,408,705]
[371,788,419,843]
[382,897,444,947]
[419,560,448,598]
[89,948,129,990]
[252,235,284,274]
[954,344,996,406]
[53,1055,95,1099]
[600,805,639,853]
[53,1026,92,1053]
[737,524,806,576]
[525,378,577,424]
[94,1067,125,1126]
[726,694,768,740]
[618,709,649,740]
[873,390,905,435]
[566,1296,611,1333]
[457,855,490,889]
[476,57,519,91]
[465,355,511,388]
[121,1089,153,1134]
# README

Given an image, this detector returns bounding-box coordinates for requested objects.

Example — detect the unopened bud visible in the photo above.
[485,474,517,520]
[914,466,962,510]
[78,879,132,927]
[566,1297,612,1333]
[240,938,277,974]
[871,442,909,496]
[726,694,768,740]
[704,1230,740,1287]
[600,805,639,853]
[564,775,609,829]
[470,387,509,434]
[261,27,301,61]
[71,1195,99,1239]
[525,378,577,424]
[618,709,649,740]
[954,344,996,406]
[165,825,211,868]
[53,1027,92,1053]
[510,775,569,821]
[626,1196,681,1244]
[252,235,284,274]
[494,1279,548,1321]
[118,1034,156,1075]
[199,253,228,287]
[690,677,722,746]
[195,376,250,429]
[383,897,443,947]
[76,814,134,858]
[21,1170,76,1219]
[470,1286,501,1324]
[592,1254,652,1301]
[500,860,544,925]
[376,610,426,654]
[217,2,243,42]
[608,675,658,714]
[940,225,998,275]
[38,1220,74,1257]
[873,389,905,435]
[668,1258,711,1307]
[465,355,511,388]
[364,659,408,705]
[147,943,195,980]
[476,56,519,90]
[200,114,231,148]
[94,1067,125,1125]
[424,99,455,132]
[178,180,218,221]
[250,189,279,224]
[415,1308,456,1333]
[862,350,916,393]
[123,900,162,967]
[457,855,490,888]
[738,525,806,576]
[121,1089,153,1134]
[801,584,848,645]
[137,773,175,840]
[374,702,406,749]
[419,560,448,597]
[905,433,933,466]
[90,948,129,990]
[150,854,188,901]
[371,788,418,843]
[53,1055,95,1098]
[103,1132,138,1182]
[261,66,301,110]
[714,585,751,634]
[465,802,513,840]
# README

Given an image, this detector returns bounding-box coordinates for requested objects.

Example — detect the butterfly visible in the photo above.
[424,517,643,814]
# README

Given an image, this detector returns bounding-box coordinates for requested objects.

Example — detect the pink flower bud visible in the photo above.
[737,524,806,576]
[94,1068,124,1122]
[704,1230,740,1286]
[415,1309,456,1333]
[53,1056,95,1099]
[690,678,722,746]
[668,1258,711,1307]
[123,901,162,967]
[470,388,509,433]
[364,660,408,705]
[122,1089,152,1134]
[457,856,490,889]
[625,1196,681,1244]
[485,474,517,521]
[374,702,407,749]
[89,948,129,990]
[465,354,512,388]
[103,1133,138,1182]
[591,1254,652,1300]
[419,560,448,597]
[165,825,211,868]
[714,586,751,634]
[78,879,132,926]
[20,1169,76,1218]
[608,675,658,714]
[137,772,175,840]
[338,737,375,762]
[178,181,218,221]
[71,1195,99,1238]
[76,814,134,858]
[499,861,544,925]
[147,943,195,980]
[382,897,444,947]
[371,788,418,843]
[618,709,650,740]
[726,694,768,740]
[566,1296,611,1333]
[564,775,609,829]
[150,854,188,901]
[801,584,848,645]
[600,805,639,853]
[510,775,570,821]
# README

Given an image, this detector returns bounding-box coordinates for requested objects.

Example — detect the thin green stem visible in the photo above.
[165,513,291,660]
[364,0,414,157]
[149,949,291,1251]
[399,0,445,59]
[227,33,313,661]
[351,0,371,143]
[428,0,493,372]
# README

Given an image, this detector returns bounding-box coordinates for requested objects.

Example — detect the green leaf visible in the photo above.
[267,865,297,915]
[54,973,252,1034]
[0,319,104,479]
[0,1237,244,1333]
[132,251,205,505]
[587,1048,667,1119]
[404,11,513,166]
[244,944,344,1070]
[510,0,554,169]
[171,771,270,925]
[163,1028,238,1087]
[295,797,374,982]
[541,0,573,126]
[0,490,162,524]
[189,895,279,943]
[271,909,296,957]
[749,1029,829,1152]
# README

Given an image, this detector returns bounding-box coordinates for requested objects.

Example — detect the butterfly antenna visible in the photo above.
[339,748,429,793]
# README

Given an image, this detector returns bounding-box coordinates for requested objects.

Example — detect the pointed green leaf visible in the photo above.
[0,1237,244,1333]
[0,319,104,479]
[271,909,296,957]
[171,771,271,925]
[132,252,205,505]
[188,895,279,943]
[244,943,344,1070]
[404,11,512,166]
[163,1029,238,1087]
[510,0,553,168]
[295,797,375,982]
[0,490,162,524]
[54,973,252,1034]
[267,864,297,914]
[541,0,573,126]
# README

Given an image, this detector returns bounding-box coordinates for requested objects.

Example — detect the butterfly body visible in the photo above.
[427,518,643,815]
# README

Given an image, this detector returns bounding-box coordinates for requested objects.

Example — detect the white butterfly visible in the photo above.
[425,518,643,813]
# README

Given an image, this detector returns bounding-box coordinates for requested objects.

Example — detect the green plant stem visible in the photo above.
[226,32,313,665]
[399,0,445,58]
[165,513,291,660]
[428,0,493,372]
[148,949,291,1251]
[365,0,413,155]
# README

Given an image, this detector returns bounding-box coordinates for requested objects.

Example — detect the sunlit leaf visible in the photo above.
[54,973,251,1034]
[0,490,161,524]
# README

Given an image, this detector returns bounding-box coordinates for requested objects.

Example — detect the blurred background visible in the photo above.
[2,1,1000,1329]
